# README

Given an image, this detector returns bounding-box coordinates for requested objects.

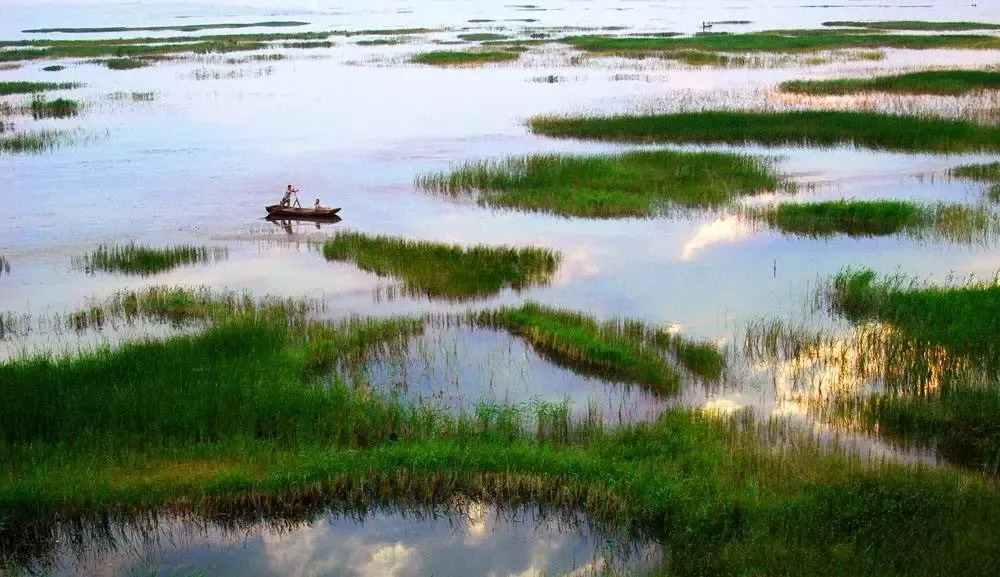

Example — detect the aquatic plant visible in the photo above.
[355,37,409,46]
[0,81,81,95]
[322,232,559,301]
[410,50,521,65]
[40,65,63,71]
[416,150,784,217]
[29,95,78,118]
[0,130,68,154]
[823,20,1000,31]
[457,33,511,42]
[23,21,310,34]
[104,57,150,70]
[281,41,335,49]
[529,110,1000,153]
[73,243,228,275]
[0,255,9,277]
[950,162,1000,201]
[780,70,1000,96]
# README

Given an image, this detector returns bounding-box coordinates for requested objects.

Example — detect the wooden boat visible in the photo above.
[265,204,341,219]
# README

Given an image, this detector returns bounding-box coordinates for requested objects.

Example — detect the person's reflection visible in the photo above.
[279,219,293,234]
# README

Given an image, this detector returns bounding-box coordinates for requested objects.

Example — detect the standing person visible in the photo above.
[280,184,298,207]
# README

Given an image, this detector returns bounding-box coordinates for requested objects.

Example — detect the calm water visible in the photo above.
[3,0,1000,571]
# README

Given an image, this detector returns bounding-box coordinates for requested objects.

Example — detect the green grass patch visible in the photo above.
[529,110,1000,153]
[23,21,309,34]
[741,200,1000,242]
[321,232,559,301]
[410,50,521,65]
[951,162,1000,201]
[473,302,724,391]
[0,130,68,154]
[104,57,151,69]
[281,40,335,49]
[561,31,1000,54]
[40,65,64,71]
[73,243,228,275]
[823,20,1000,31]
[355,37,409,46]
[416,150,784,218]
[0,81,81,95]
[29,95,78,118]
[457,33,511,42]
[781,70,1000,96]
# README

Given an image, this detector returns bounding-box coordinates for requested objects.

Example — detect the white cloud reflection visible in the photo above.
[681,215,753,261]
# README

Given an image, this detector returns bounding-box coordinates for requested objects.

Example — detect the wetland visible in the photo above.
[3,0,1000,575]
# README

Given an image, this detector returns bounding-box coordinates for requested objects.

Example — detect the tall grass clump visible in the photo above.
[104,57,150,70]
[823,20,1000,31]
[740,200,1000,243]
[321,232,559,301]
[0,130,67,154]
[473,302,724,391]
[410,50,521,65]
[529,110,1000,153]
[416,150,784,217]
[457,33,511,42]
[73,243,228,275]
[780,70,1000,96]
[951,162,1000,201]
[29,95,78,118]
[0,255,9,277]
[0,81,81,95]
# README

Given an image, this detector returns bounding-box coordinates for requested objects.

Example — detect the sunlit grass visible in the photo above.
[416,150,784,217]
[0,81,81,95]
[410,50,521,65]
[73,243,228,275]
[321,232,559,301]
[529,110,1000,153]
[781,70,1000,96]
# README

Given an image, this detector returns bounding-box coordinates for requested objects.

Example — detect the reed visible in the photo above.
[73,243,228,275]
[0,130,67,154]
[823,20,1000,31]
[280,41,335,49]
[0,255,9,277]
[951,162,1000,201]
[0,81,81,95]
[780,70,1000,96]
[410,50,521,65]
[561,31,1000,54]
[740,200,1000,243]
[457,33,511,42]
[321,232,559,301]
[415,150,784,217]
[355,37,409,46]
[23,21,309,34]
[472,303,725,392]
[529,110,1000,153]
[29,95,78,118]
[40,65,64,71]
[104,57,150,69]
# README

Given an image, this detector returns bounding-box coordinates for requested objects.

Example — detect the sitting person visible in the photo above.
[280,184,298,207]
[314,198,322,210]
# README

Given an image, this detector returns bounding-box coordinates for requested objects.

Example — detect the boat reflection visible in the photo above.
[266,214,342,234]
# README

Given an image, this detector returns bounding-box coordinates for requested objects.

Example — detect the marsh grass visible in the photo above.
[0,130,68,154]
[740,200,1000,243]
[355,37,409,46]
[823,20,1000,31]
[410,50,521,65]
[529,110,1000,153]
[781,70,1000,96]
[40,65,64,71]
[281,41,335,49]
[29,95,78,118]
[457,33,511,42]
[0,81,81,95]
[0,255,9,277]
[24,21,309,34]
[321,232,559,301]
[416,150,784,217]
[104,57,151,69]
[471,302,724,390]
[951,162,1000,201]
[73,243,228,275]
[561,31,1000,54]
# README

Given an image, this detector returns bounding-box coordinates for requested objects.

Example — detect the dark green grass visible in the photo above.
[780,70,1000,96]
[951,162,1000,201]
[355,37,409,46]
[281,40,335,49]
[457,33,511,41]
[332,27,437,37]
[824,20,1000,31]
[40,65,64,71]
[0,255,9,277]
[23,21,309,34]
[562,32,1000,54]
[29,95,78,118]
[73,243,228,275]
[416,150,784,218]
[321,232,559,301]
[411,50,521,65]
[473,302,725,392]
[104,57,151,69]
[529,110,1000,153]
[0,81,81,95]
[741,200,999,242]
[0,130,67,154]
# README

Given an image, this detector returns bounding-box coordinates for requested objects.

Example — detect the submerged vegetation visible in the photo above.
[0,81,81,95]
[780,70,1000,96]
[73,243,228,275]
[740,200,1000,243]
[951,162,1000,201]
[529,110,1000,153]
[416,150,784,217]
[410,49,521,65]
[321,232,559,300]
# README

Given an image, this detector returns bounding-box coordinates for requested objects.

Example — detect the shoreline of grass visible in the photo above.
[416,150,785,217]
[73,243,228,275]
[529,110,1000,153]
[321,232,559,301]
[780,70,1000,96]
[410,49,521,65]
[823,20,1000,31]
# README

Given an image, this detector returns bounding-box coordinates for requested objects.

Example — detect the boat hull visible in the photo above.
[265,204,341,218]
